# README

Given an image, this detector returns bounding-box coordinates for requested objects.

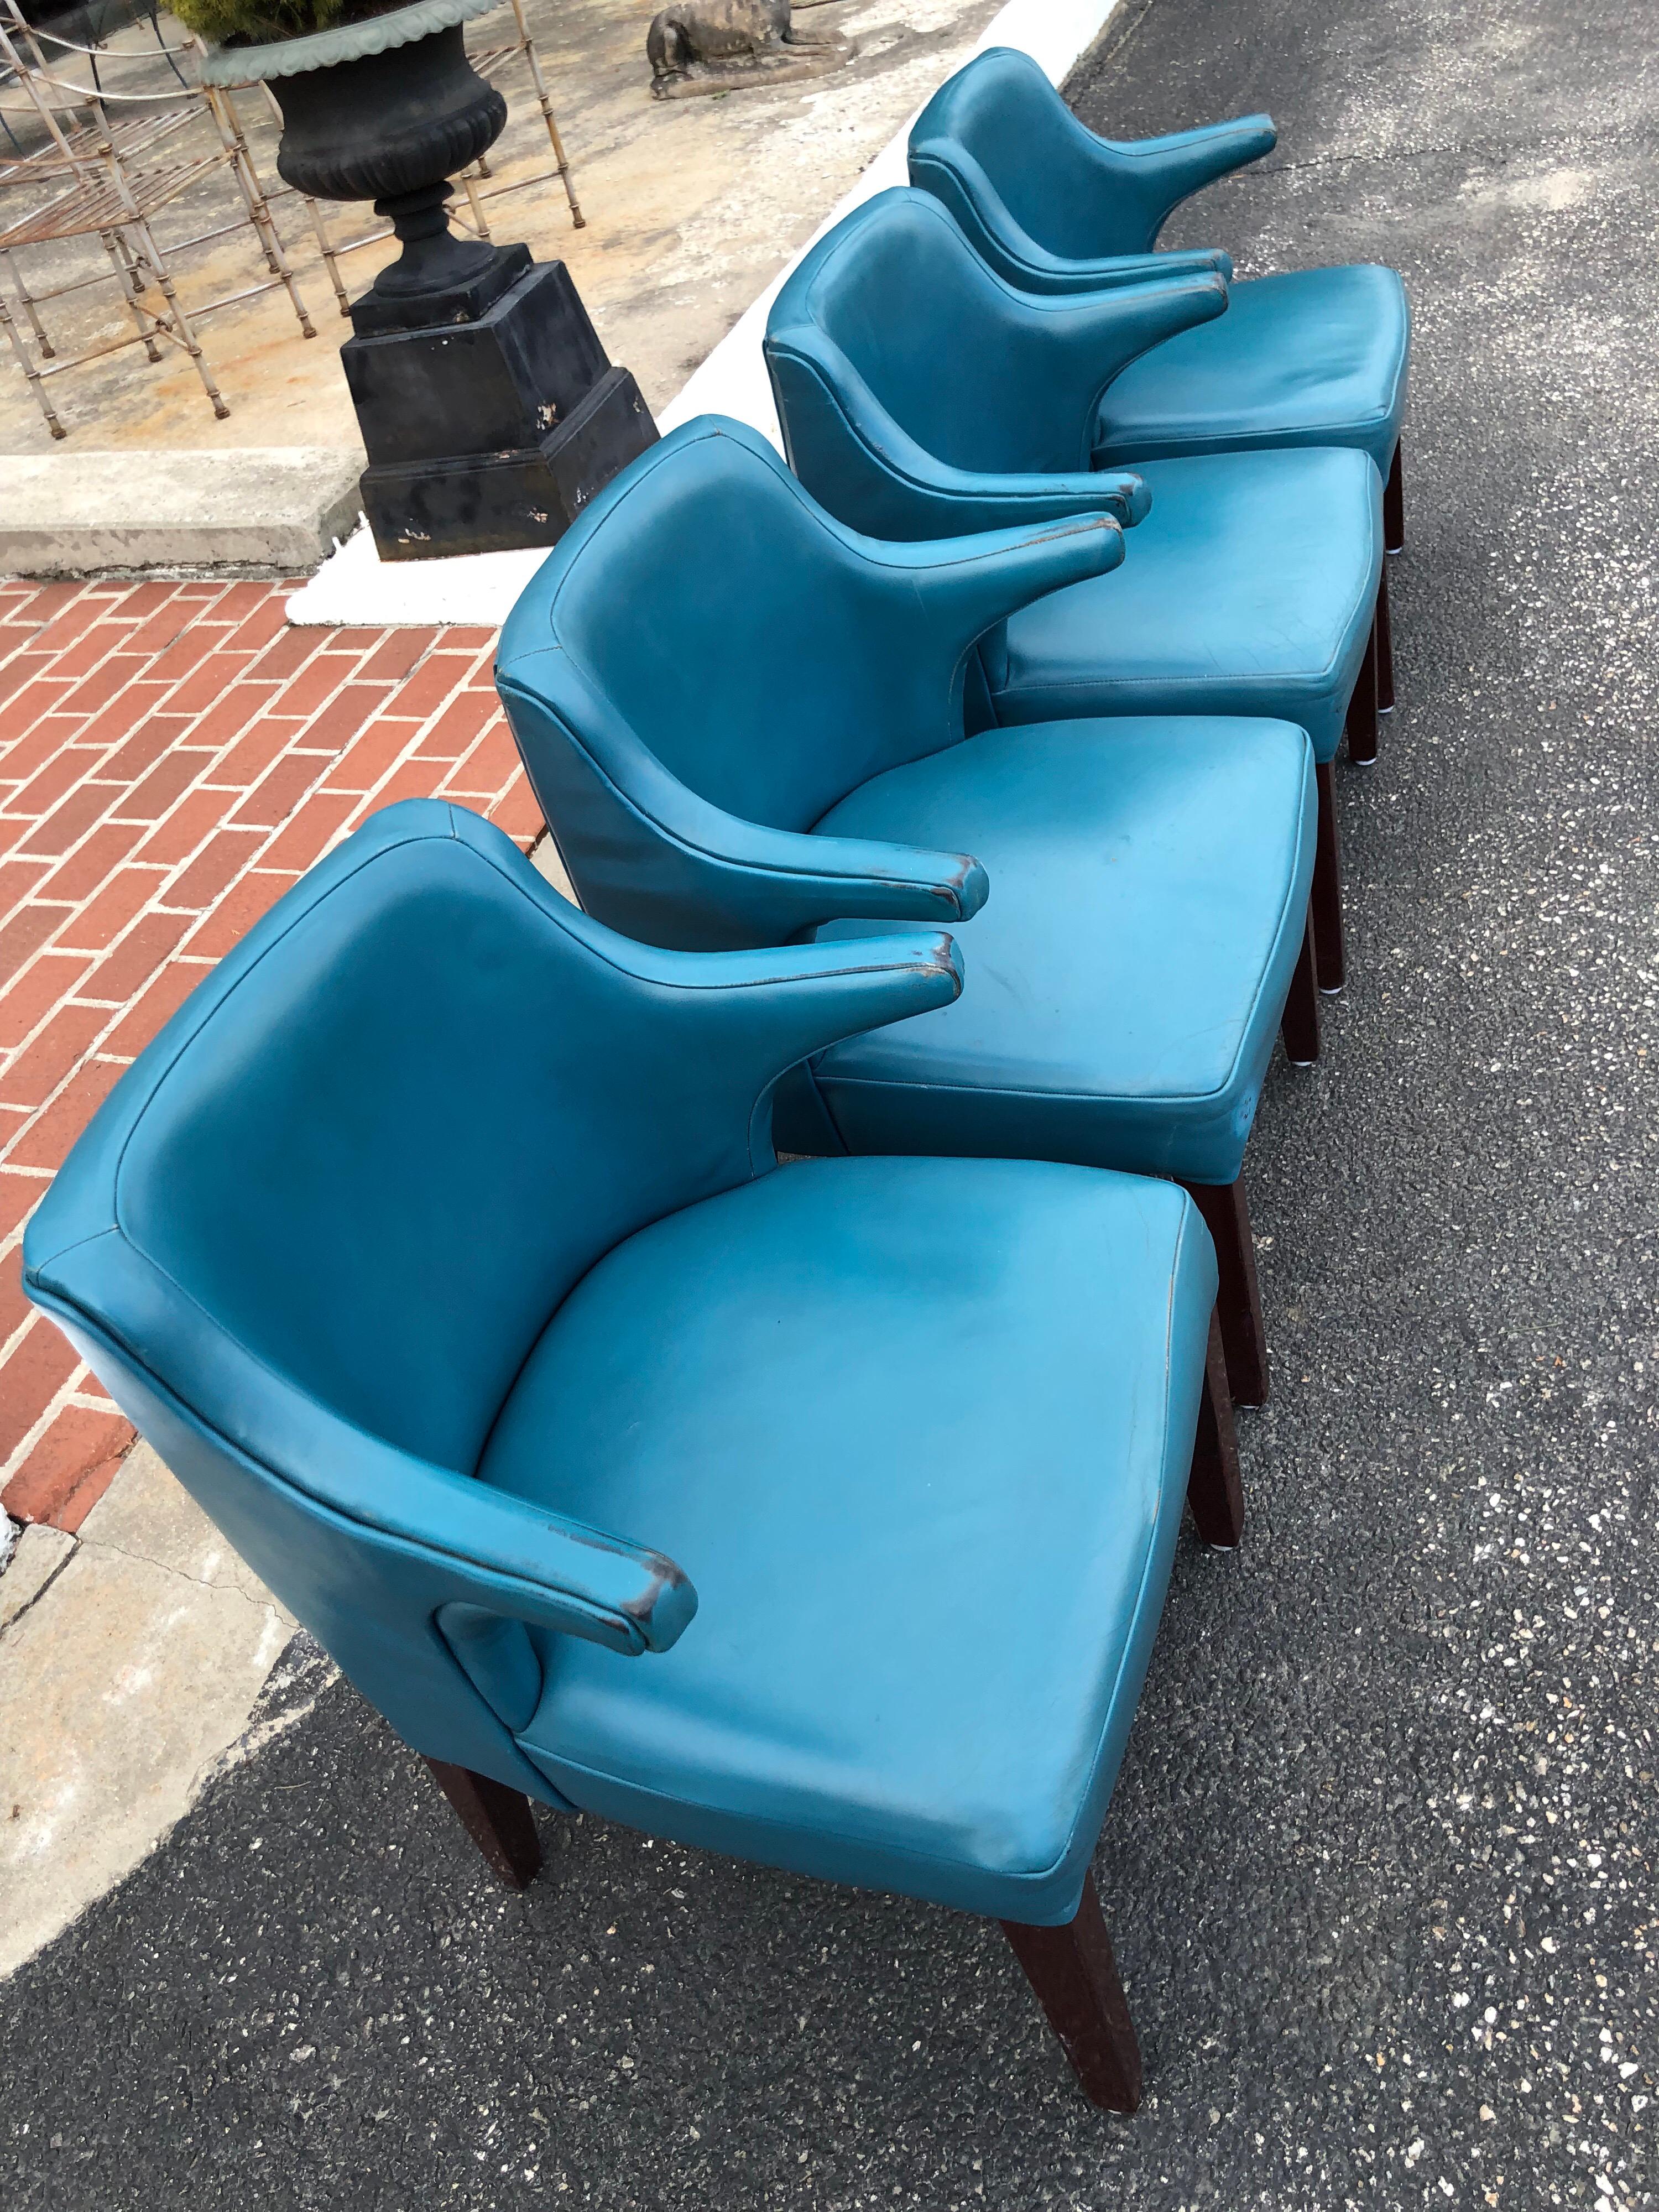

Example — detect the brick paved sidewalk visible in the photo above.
[0,578,545,1534]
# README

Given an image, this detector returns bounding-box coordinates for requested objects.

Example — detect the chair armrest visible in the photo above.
[909,131,1235,291]
[633,927,967,1072]
[19,1264,698,1662]
[1093,116,1278,247]
[767,267,1223,533]
[851,510,1129,647]
[1009,265,1230,399]
[977,245,1236,297]
[626,776,991,935]
[853,463,1145,537]
[369,1471,699,1656]
[498,656,988,947]
[771,349,1148,541]
[616,927,966,1170]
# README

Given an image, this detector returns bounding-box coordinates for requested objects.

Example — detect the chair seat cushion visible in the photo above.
[489,1155,1217,1924]
[810,718,1314,1184]
[988,447,1382,763]
[1093,265,1410,476]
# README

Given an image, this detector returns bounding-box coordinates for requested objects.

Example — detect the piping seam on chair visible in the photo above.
[1093,401,1404,467]
[1104,398,1401,432]
[999,547,1383,696]
[1040,1211,1198,1887]
[818,1069,1250,1112]
[996,666,1349,697]
[1016,513,1383,710]
[520,1679,1154,1895]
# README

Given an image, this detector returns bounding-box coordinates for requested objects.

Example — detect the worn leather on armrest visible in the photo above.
[1095,117,1277,246]
[499,658,988,947]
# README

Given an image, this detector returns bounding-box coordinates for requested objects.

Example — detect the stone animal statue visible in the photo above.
[647,0,853,99]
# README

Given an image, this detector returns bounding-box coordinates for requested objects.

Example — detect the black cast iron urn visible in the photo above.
[258,10,656,560]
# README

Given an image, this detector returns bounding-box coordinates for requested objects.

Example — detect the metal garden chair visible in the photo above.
[0,4,315,435]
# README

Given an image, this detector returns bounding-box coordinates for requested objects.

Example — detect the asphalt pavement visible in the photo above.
[2,0,1656,2204]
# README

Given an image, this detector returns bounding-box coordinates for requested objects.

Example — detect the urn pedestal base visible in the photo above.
[342,258,658,562]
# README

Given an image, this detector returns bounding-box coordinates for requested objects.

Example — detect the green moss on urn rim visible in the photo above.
[195,0,503,85]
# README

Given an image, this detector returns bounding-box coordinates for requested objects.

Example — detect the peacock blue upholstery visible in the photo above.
[763,192,1383,764]
[1094,264,1408,477]
[767,189,1230,540]
[909,48,1275,273]
[907,48,1409,476]
[763,186,1388,1019]
[22,796,1223,1928]
[984,447,1381,765]
[496,418,1316,1189]
[498,1150,1219,1920]
[808,717,1312,1177]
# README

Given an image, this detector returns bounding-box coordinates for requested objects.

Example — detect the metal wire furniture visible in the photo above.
[0,1,315,435]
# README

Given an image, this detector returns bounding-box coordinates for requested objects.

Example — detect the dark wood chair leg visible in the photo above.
[1384,437,1405,555]
[1187,1306,1243,1547]
[1312,759,1346,994]
[1280,902,1320,1067]
[1178,1176,1269,1407]
[1345,617,1379,766]
[1374,563,1395,714]
[1000,1871,1143,2113]
[424,1757,542,1891]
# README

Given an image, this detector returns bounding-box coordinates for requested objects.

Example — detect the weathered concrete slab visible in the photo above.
[0,1442,301,1978]
[0,448,366,578]
[0,1523,75,1636]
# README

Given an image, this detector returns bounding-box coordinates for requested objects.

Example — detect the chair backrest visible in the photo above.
[766,189,1099,481]
[497,417,977,838]
[24,801,783,1485]
[909,47,1145,262]
[23,797,959,1779]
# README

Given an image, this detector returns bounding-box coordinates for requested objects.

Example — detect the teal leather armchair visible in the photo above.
[907,47,1411,546]
[764,186,1387,993]
[497,418,1321,1407]
[23,795,1246,2114]
[911,48,1272,272]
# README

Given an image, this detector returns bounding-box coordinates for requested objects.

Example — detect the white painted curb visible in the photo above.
[286,0,1124,629]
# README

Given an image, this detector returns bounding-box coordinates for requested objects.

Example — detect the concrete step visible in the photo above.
[0,448,365,580]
